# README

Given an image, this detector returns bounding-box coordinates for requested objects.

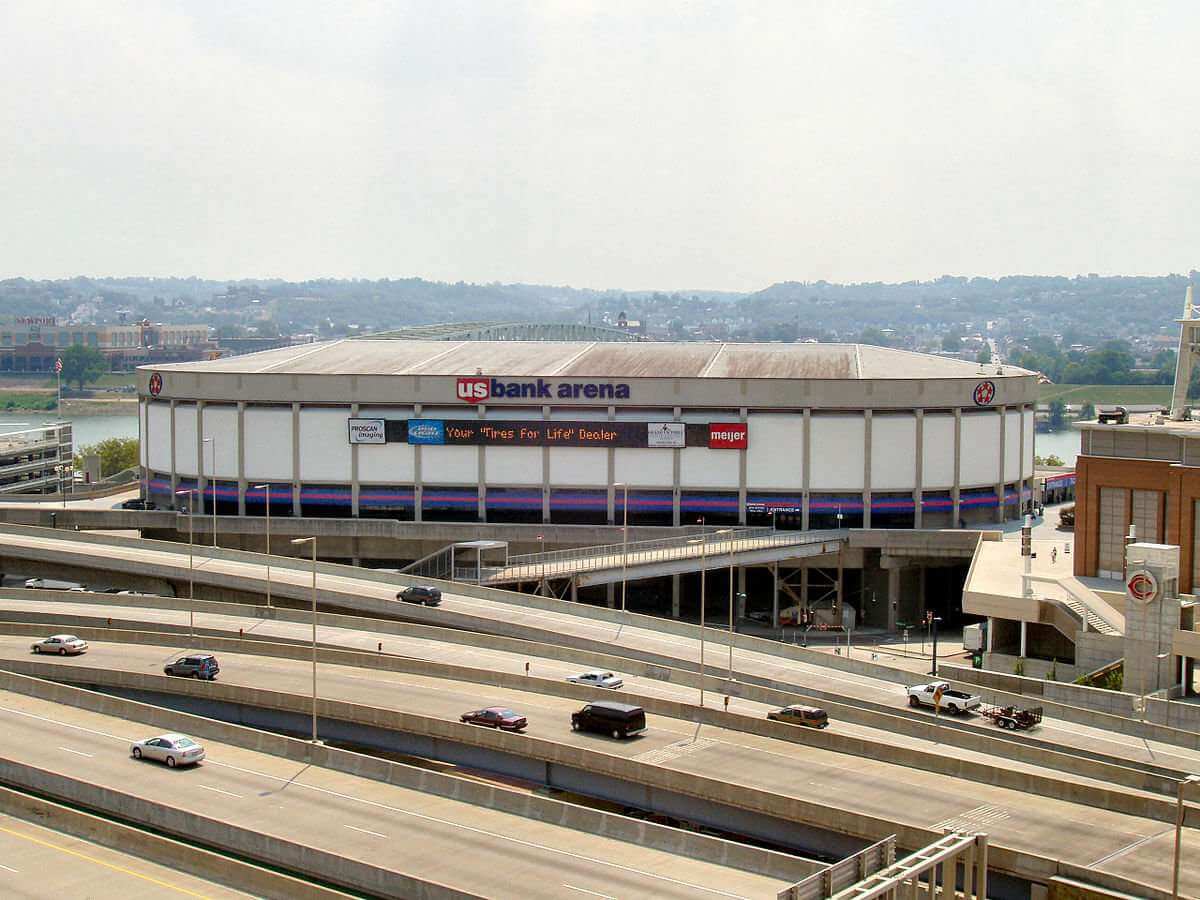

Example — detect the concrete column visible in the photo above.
[802,408,812,531]
[196,401,207,516]
[169,400,178,503]
[605,582,615,609]
[986,617,995,652]
[737,566,747,618]
[350,402,360,518]
[918,565,927,618]
[606,405,617,524]
[887,566,900,631]
[412,403,422,523]
[1017,404,1026,516]
[771,562,780,628]
[800,567,809,612]
[952,408,962,527]
[541,405,551,524]
[672,406,682,527]
[1019,620,1027,658]
[862,409,872,529]
[996,405,1007,523]
[913,409,924,528]
[672,575,681,618]
[291,402,301,517]
[476,404,486,522]
[738,406,748,525]
[236,401,246,516]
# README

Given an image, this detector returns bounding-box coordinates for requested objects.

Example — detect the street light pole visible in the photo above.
[175,489,195,641]
[291,536,319,743]
[700,533,707,708]
[254,483,272,608]
[728,533,735,684]
[929,615,943,677]
[1175,774,1200,898]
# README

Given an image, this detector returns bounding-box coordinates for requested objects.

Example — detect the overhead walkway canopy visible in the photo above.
[404,527,849,587]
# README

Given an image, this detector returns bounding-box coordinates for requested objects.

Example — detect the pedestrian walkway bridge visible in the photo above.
[401,527,849,588]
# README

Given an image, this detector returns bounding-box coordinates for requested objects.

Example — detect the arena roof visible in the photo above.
[157,340,1033,381]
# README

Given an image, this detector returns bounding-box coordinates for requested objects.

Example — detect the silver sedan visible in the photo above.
[30,634,88,655]
[130,733,206,768]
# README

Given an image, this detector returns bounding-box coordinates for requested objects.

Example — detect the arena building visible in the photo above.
[137,339,1038,530]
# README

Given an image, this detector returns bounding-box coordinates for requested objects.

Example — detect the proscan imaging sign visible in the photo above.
[346,418,387,444]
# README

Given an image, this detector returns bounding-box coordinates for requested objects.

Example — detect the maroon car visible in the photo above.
[460,707,527,731]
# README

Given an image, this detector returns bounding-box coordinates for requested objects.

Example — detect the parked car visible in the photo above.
[30,634,88,655]
[130,734,206,768]
[566,670,623,689]
[905,681,981,715]
[164,654,220,680]
[460,707,527,731]
[767,705,829,729]
[396,585,442,606]
[23,578,85,591]
[118,498,154,510]
[571,701,646,739]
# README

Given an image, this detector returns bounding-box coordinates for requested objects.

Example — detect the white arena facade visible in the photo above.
[138,340,1038,530]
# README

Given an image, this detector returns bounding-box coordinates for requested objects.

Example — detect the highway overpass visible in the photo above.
[0,671,801,899]
[0,600,1195,897]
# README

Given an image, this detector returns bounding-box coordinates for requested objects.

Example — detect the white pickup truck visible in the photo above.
[906,681,981,715]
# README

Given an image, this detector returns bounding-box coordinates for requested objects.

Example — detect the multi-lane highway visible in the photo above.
[3,634,1197,896]
[0,687,790,899]
[3,590,1198,779]
[0,808,252,899]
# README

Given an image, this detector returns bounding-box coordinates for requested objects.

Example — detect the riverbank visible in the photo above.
[0,393,137,416]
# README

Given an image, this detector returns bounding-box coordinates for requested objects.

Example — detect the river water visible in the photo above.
[0,411,138,448]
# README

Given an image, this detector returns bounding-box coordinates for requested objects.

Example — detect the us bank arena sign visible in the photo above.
[456,376,631,403]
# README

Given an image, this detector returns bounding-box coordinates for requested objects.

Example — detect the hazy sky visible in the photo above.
[3,1,1198,291]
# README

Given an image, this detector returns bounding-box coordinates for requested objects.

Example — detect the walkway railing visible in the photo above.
[493,527,847,583]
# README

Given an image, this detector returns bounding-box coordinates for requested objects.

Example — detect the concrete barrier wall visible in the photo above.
[0,784,355,900]
[0,669,818,883]
[3,654,1189,834]
[1,609,1190,794]
[0,757,478,900]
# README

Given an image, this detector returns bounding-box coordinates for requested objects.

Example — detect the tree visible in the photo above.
[74,437,139,478]
[941,332,963,351]
[977,344,992,364]
[858,327,890,347]
[58,344,107,391]
[1079,402,1096,421]
[1048,399,1067,432]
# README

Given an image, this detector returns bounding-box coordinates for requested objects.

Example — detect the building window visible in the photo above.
[1131,489,1162,544]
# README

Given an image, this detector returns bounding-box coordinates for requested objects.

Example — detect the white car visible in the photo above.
[131,734,206,768]
[566,670,623,689]
[30,634,88,655]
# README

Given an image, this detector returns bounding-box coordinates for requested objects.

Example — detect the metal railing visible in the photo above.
[778,835,896,900]
[494,527,847,582]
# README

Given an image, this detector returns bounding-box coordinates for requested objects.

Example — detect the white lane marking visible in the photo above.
[1088,827,1174,866]
[197,785,243,799]
[57,747,94,758]
[0,863,18,873]
[343,824,388,839]
[0,704,752,900]
[562,885,617,899]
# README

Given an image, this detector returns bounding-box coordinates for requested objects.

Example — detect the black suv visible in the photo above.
[119,498,154,510]
[396,585,442,606]
[164,654,220,680]
[571,701,646,739]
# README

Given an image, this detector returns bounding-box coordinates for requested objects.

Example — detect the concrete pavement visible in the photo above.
[0,687,790,899]
[4,591,1199,779]
[5,635,1198,897]
[0,809,252,899]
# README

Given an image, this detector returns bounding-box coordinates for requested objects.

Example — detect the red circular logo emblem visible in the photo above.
[1127,570,1157,604]
[148,372,163,396]
[973,380,996,406]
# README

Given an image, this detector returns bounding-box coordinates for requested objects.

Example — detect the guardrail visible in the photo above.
[778,835,896,900]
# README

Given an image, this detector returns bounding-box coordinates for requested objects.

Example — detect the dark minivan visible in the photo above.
[164,654,220,680]
[571,701,646,739]
[396,585,442,606]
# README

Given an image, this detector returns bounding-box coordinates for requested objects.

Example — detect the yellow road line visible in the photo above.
[0,821,215,898]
